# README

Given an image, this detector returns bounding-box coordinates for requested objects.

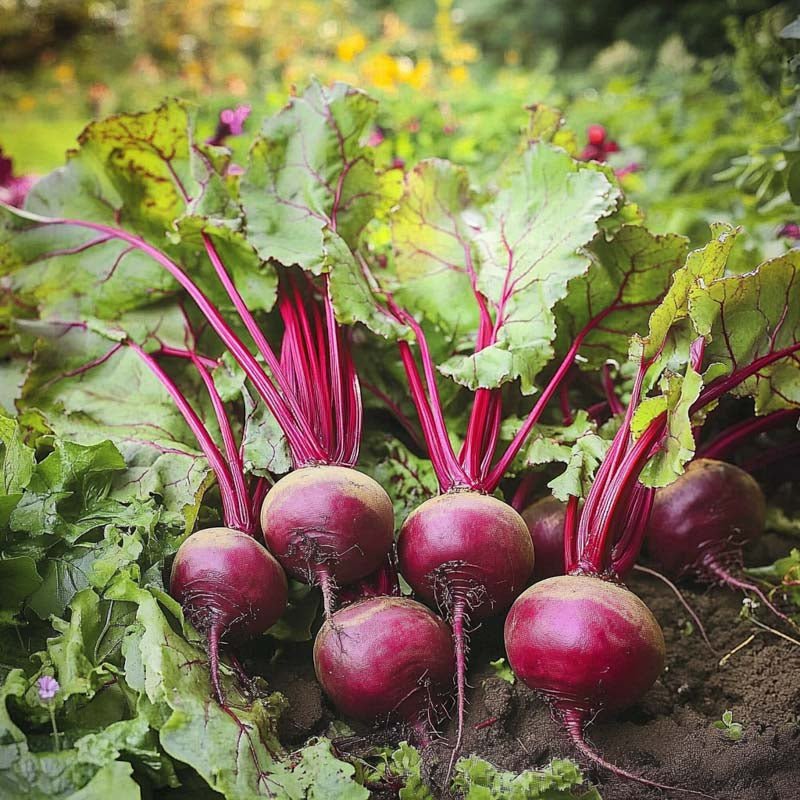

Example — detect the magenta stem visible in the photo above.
[510,472,539,513]
[398,341,459,490]
[704,558,791,624]
[485,333,586,492]
[694,343,800,412]
[200,233,321,452]
[697,409,799,461]
[563,495,580,574]
[189,353,253,533]
[601,363,625,416]
[128,342,244,530]
[394,308,469,487]
[43,217,320,464]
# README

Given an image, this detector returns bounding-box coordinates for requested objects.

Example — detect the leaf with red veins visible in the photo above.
[0,100,241,322]
[242,81,400,272]
[16,308,218,527]
[67,100,200,227]
[689,250,800,414]
[554,225,688,368]
[643,222,739,361]
[390,159,483,339]
[445,144,621,393]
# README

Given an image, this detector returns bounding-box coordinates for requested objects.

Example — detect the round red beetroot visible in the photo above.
[260,465,394,586]
[398,492,534,620]
[505,575,665,715]
[522,496,567,581]
[646,458,766,578]
[313,597,455,725]
[170,527,288,642]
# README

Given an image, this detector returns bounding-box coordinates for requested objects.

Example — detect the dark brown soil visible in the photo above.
[263,531,800,799]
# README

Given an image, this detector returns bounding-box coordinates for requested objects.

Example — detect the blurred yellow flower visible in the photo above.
[361,53,399,91]
[397,57,432,91]
[505,49,520,66]
[337,31,367,62]
[274,41,296,63]
[226,76,248,96]
[17,95,37,112]
[54,63,75,84]
[448,65,469,84]
[446,41,479,65]
[383,12,408,41]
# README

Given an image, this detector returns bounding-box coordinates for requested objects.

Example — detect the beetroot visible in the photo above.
[171,527,288,700]
[506,575,665,715]
[313,596,455,741]
[398,492,534,620]
[398,491,533,776]
[522,493,714,648]
[646,458,787,621]
[521,496,567,581]
[504,353,718,797]
[260,465,394,616]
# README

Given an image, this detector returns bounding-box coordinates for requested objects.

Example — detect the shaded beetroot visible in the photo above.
[646,458,787,621]
[260,465,394,616]
[521,496,567,581]
[313,596,455,740]
[170,527,288,701]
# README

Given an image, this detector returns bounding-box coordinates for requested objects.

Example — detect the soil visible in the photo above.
[261,530,800,800]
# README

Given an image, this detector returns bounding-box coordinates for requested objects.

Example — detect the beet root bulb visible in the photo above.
[313,596,455,740]
[398,491,534,620]
[170,527,288,701]
[398,491,534,780]
[521,495,567,580]
[260,465,394,614]
[505,575,665,715]
[502,575,714,796]
[646,458,788,621]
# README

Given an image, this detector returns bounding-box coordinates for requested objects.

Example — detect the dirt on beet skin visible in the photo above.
[262,529,800,800]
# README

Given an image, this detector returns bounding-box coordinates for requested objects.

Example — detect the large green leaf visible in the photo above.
[110,578,297,799]
[242,81,394,269]
[0,414,35,495]
[387,147,620,392]
[689,249,800,414]
[241,82,404,338]
[14,318,213,525]
[555,225,688,368]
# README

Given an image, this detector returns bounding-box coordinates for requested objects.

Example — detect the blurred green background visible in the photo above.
[1,0,799,262]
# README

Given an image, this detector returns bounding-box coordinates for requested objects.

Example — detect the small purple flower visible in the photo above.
[37,675,59,701]
[207,104,252,146]
[366,127,385,147]
[0,150,35,208]
[778,222,800,240]
[219,104,251,136]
